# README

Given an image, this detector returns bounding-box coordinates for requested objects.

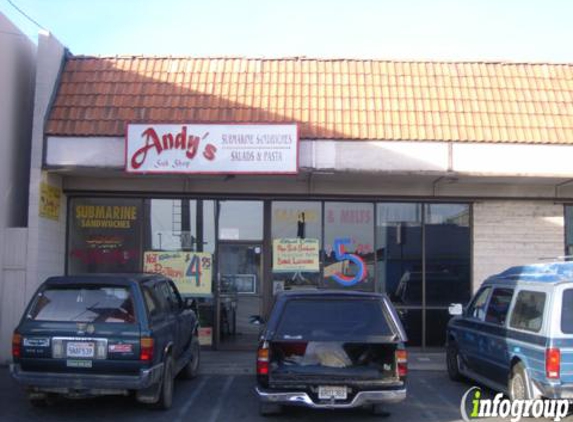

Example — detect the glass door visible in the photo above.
[217,242,263,350]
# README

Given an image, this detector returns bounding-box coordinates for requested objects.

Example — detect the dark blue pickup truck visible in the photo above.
[11,274,200,409]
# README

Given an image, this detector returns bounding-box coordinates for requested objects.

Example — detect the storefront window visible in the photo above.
[376,203,423,304]
[424,204,471,307]
[566,206,573,256]
[376,203,423,345]
[425,203,471,346]
[145,199,197,251]
[68,197,143,274]
[271,201,322,290]
[323,202,375,291]
[218,201,263,241]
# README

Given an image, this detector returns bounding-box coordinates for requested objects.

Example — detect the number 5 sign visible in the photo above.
[330,238,368,287]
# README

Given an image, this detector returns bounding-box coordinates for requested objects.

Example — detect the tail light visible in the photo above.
[140,337,154,362]
[396,349,408,377]
[12,333,22,359]
[257,342,270,376]
[546,348,560,379]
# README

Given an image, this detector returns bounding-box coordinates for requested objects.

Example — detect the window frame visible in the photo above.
[509,289,547,334]
[466,286,492,322]
[484,287,515,326]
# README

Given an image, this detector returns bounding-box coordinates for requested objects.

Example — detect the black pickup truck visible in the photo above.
[254,290,408,415]
[11,274,200,409]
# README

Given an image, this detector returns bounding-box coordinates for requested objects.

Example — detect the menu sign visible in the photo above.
[126,124,298,174]
[144,251,213,295]
[273,238,320,272]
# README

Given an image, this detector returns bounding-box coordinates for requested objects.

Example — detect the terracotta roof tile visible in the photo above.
[45,57,573,143]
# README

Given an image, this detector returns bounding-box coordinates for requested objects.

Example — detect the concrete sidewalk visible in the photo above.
[200,350,446,375]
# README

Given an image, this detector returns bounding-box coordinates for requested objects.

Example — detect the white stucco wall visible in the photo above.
[472,201,565,290]
[0,13,36,364]
[25,31,67,301]
[0,30,66,364]
[48,137,573,179]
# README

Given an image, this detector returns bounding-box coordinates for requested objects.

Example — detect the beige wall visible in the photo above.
[473,200,565,291]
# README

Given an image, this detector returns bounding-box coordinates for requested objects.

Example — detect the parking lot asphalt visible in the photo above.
[5,364,567,422]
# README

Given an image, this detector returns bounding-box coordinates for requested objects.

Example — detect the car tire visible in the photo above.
[259,402,282,416]
[509,362,532,401]
[447,341,464,382]
[154,356,174,410]
[180,337,200,380]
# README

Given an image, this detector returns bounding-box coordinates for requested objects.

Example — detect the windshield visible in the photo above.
[275,298,396,341]
[28,285,136,323]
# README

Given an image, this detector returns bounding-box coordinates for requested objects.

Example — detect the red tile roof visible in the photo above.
[46,57,573,144]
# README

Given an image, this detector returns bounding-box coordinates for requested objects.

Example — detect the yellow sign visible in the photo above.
[273,238,320,272]
[75,205,138,229]
[143,251,212,295]
[39,183,61,221]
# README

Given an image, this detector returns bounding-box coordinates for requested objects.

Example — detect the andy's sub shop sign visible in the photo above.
[126,124,298,174]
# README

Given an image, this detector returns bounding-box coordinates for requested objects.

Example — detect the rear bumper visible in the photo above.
[256,387,406,409]
[10,363,164,392]
[533,379,573,400]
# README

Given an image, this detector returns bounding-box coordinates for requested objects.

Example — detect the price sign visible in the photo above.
[144,251,213,295]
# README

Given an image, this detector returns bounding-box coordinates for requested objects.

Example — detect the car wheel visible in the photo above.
[509,363,531,401]
[180,337,200,380]
[154,356,174,410]
[259,402,282,416]
[447,341,464,382]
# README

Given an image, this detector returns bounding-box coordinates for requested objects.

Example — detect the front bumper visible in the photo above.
[256,387,406,409]
[10,363,164,392]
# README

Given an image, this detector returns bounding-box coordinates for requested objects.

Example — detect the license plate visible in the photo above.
[66,342,95,358]
[66,359,92,368]
[318,386,347,400]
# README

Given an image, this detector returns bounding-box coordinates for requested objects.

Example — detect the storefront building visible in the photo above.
[4,32,573,359]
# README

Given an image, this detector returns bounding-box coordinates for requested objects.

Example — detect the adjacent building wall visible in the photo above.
[0,13,36,364]
[473,200,565,290]
[25,30,67,304]
[0,29,67,363]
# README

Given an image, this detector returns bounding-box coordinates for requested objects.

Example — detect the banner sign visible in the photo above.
[272,238,320,272]
[126,124,298,174]
[39,182,61,221]
[143,251,213,295]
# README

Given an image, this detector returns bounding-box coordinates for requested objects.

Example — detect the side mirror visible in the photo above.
[448,303,463,316]
[184,297,196,310]
[249,315,265,325]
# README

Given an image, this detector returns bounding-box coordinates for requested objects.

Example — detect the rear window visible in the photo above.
[27,285,136,323]
[509,290,545,333]
[561,289,573,334]
[275,299,395,341]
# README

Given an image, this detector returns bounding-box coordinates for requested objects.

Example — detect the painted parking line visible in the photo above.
[207,376,235,422]
[174,376,209,422]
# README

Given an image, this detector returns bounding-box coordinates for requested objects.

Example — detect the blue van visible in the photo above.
[446,261,573,400]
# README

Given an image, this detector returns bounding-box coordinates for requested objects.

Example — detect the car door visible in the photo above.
[154,280,180,359]
[456,286,492,374]
[166,279,194,355]
[482,287,514,386]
